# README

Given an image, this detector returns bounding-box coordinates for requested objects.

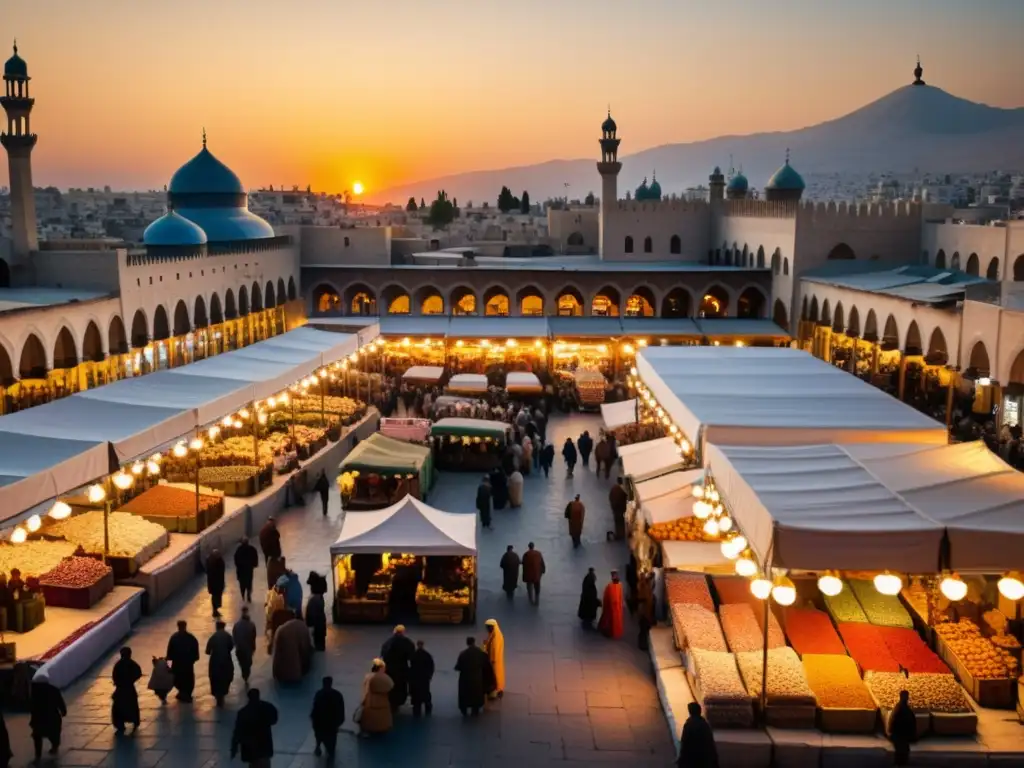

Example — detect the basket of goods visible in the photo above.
[934,619,1018,709]
[119,484,224,534]
[783,608,847,657]
[0,541,77,579]
[197,465,262,497]
[849,579,914,628]
[664,571,714,611]
[838,622,900,673]
[47,511,170,574]
[688,649,754,728]
[39,556,114,609]
[823,584,868,624]
[802,654,878,733]
[735,647,818,728]
[671,604,727,653]
[720,603,785,654]
[982,610,1022,664]
[573,370,606,407]
[866,671,975,736]
[876,627,949,674]
[648,516,719,543]
[415,583,469,624]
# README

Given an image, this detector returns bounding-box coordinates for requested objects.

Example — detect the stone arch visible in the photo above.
[967,340,991,378]
[265,281,276,308]
[345,284,377,316]
[287,276,297,301]
[567,232,585,247]
[312,283,340,314]
[699,285,729,318]
[625,286,656,317]
[935,249,947,269]
[153,305,171,341]
[1013,255,1024,282]
[251,282,264,312]
[827,243,856,260]
[52,326,78,369]
[19,333,47,378]
[556,286,585,316]
[832,302,845,333]
[108,315,128,355]
[863,309,879,341]
[771,250,781,274]
[670,235,681,255]
[881,314,899,350]
[276,278,287,307]
[950,252,961,271]
[450,285,477,316]
[239,285,250,316]
[130,309,149,348]
[821,299,832,327]
[516,286,544,316]
[772,299,789,329]
[82,321,104,363]
[783,258,789,276]
[846,306,861,337]
[624,236,634,254]
[808,296,819,323]
[757,246,765,269]
[926,327,948,365]
[965,253,980,276]
[661,287,692,318]
[483,285,511,316]
[194,295,208,328]
[1011,349,1024,385]
[380,284,411,315]
[643,236,653,254]
[904,320,922,355]
[210,293,224,324]
[986,258,1000,281]
[591,286,621,317]
[737,286,766,319]
[0,342,12,385]
[416,286,445,315]
[225,289,238,320]
[800,296,809,321]
[173,300,191,336]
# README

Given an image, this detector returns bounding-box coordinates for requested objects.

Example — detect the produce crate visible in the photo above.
[104,554,138,580]
[930,711,978,736]
[760,703,817,729]
[416,601,466,624]
[817,706,878,734]
[935,633,1015,709]
[202,476,259,498]
[12,597,45,633]
[40,571,114,609]
[333,598,389,623]
[683,666,754,729]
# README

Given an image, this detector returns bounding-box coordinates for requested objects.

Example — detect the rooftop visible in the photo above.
[0,287,114,314]
[802,264,992,305]
[305,253,768,273]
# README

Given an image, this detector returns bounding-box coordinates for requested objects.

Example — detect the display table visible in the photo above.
[2,596,46,633]
[935,633,1016,710]
[41,571,114,610]
[334,597,390,623]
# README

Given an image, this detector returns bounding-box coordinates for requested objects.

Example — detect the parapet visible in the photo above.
[721,199,798,219]
[615,200,710,213]
[796,200,921,221]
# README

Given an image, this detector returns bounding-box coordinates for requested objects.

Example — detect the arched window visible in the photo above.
[670,235,681,255]
[737,287,766,319]
[699,286,729,318]
[387,295,410,314]
[517,287,544,316]
[624,236,634,254]
[625,288,656,317]
[783,258,789,276]
[643,236,652,254]
[591,287,620,317]
[986,258,1000,281]
[483,288,510,316]
[314,285,341,314]
[556,289,584,316]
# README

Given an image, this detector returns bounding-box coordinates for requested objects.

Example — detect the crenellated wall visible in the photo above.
[602,200,710,262]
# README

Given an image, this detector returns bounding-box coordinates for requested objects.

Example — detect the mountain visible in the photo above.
[371,84,1024,205]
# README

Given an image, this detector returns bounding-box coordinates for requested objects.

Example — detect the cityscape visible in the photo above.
[1,3,1024,767]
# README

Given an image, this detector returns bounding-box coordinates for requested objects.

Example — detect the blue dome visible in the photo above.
[4,43,27,79]
[727,173,749,193]
[143,210,208,247]
[766,160,805,191]
[169,146,245,195]
[635,177,650,201]
[174,207,275,243]
[648,177,662,200]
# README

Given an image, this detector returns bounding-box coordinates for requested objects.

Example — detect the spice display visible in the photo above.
[823,584,868,624]
[902,581,931,621]
[198,465,261,483]
[48,511,169,562]
[838,622,900,672]
[801,654,876,710]
[0,541,77,578]
[665,571,714,611]
[865,671,973,713]
[120,484,221,519]
[671,604,727,652]
[877,627,949,674]
[648,516,719,542]
[291,395,365,418]
[783,608,847,656]
[849,579,914,629]
[720,603,785,653]
[934,619,1019,679]
[735,648,817,705]
[990,634,1021,652]
[711,576,759,607]
[690,649,749,704]
[39,556,112,588]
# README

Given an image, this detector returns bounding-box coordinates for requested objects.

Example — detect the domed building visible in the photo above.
[726,169,749,200]
[143,210,208,257]
[635,177,650,201]
[648,173,662,202]
[764,152,805,202]
[4,42,27,80]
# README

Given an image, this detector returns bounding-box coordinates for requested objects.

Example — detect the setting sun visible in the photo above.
[352,181,364,196]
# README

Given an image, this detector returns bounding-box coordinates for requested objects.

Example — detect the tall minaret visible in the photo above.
[1,41,39,265]
[597,109,621,260]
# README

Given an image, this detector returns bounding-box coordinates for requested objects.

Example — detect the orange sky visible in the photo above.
[3,0,1023,198]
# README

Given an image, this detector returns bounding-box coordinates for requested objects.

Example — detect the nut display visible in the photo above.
[849,578,914,629]
[690,649,750,704]
[648,516,720,542]
[291,395,365,418]
[39,556,112,588]
[838,622,900,672]
[48,511,169,562]
[720,603,785,653]
[802,654,876,710]
[865,671,973,713]
[736,647,817,705]
[823,584,868,624]
[783,608,847,656]
[877,627,949,674]
[198,465,260,483]
[935,619,1019,679]
[0,541,77,578]
[120,485,221,519]
[671,604,728,652]
[665,571,714,612]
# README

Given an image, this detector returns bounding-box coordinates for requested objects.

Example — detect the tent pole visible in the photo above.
[760,593,769,721]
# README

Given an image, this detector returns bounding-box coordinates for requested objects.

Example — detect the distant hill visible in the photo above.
[372,84,1024,205]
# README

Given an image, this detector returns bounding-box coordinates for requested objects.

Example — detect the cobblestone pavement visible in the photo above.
[6,414,675,767]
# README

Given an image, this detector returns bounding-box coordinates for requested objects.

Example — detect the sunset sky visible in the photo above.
[4,0,1023,199]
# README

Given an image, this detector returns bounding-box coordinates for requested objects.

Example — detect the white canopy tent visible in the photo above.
[621,439,687,483]
[601,399,638,431]
[643,486,700,525]
[618,436,677,460]
[505,372,542,394]
[661,541,731,571]
[447,374,489,394]
[636,347,948,456]
[403,366,444,383]
[330,495,477,556]
[634,468,704,506]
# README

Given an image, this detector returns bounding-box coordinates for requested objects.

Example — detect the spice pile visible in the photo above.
[665,571,714,611]
[801,654,876,710]
[39,556,112,588]
[866,671,973,713]
[783,608,846,656]
[823,585,868,624]
[838,623,900,672]
[735,647,817,706]
[877,627,949,674]
[0,541,77,578]
[48,511,169,562]
[849,579,914,629]
[120,485,221,520]
[671,604,727,652]
[720,603,785,653]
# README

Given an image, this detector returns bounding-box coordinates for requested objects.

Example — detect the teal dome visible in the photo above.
[727,172,748,193]
[648,176,662,200]
[173,207,275,242]
[169,146,245,195]
[4,43,27,79]
[766,160,805,191]
[635,177,650,201]
[143,210,208,247]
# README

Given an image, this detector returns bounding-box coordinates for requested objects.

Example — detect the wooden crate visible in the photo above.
[333,598,389,623]
[935,634,1015,709]
[818,706,878,734]
[41,571,114,610]
[930,711,977,736]
[763,703,816,729]
[417,602,465,624]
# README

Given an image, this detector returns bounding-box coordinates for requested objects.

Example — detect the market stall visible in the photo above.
[379,417,432,443]
[621,436,689,484]
[402,366,445,385]
[338,432,434,509]
[446,373,489,396]
[506,372,543,396]
[573,369,606,410]
[329,495,477,624]
[601,399,638,431]
[430,418,511,471]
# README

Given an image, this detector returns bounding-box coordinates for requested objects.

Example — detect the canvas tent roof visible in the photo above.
[707,441,1024,574]
[403,366,444,382]
[618,436,677,459]
[506,372,542,393]
[447,374,489,393]
[634,468,704,505]
[621,439,687,483]
[601,399,637,430]
[340,432,431,475]
[431,418,510,438]
[637,347,947,454]
[330,494,476,556]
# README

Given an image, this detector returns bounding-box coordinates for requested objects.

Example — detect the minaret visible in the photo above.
[1,41,39,264]
[708,165,725,201]
[597,109,621,259]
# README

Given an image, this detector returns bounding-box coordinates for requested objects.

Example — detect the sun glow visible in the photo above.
[352,181,365,196]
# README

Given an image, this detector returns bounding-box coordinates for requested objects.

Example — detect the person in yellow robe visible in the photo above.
[483,619,505,699]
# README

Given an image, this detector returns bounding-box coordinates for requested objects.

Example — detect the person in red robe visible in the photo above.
[598,570,625,639]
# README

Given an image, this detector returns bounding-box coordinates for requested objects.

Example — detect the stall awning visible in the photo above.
[661,541,731,571]
[643,486,700,526]
[694,318,789,338]
[448,317,549,340]
[637,347,947,453]
[447,374,489,394]
[601,399,638,430]
[340,432,431,475]
[431,418,510,439]
[634,468,704,505]
[506,372,542,393]
[618,436,677,460]
[330,495,476,556]
[622,439,687,483]
[403,366,444,382]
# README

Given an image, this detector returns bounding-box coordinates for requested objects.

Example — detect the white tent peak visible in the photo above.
[331,494,477,556]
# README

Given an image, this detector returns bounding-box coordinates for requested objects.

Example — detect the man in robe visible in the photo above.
[111,647,142,733]
[499,545,520,599]
[609,477,629,540]
[380,625,415,713]
[483,619,505,699]
[273,617,313,684]
[231,688,279,767]
[566,494,586,548]
[476,476,492,529]
[306,590,328,652]
[598,571,625,640]
[206,620,235,707]
[259,517,282,561]
[310,676,345,759]
[508,469,524,508]
[489,467,508,510]
[166,620,200,702]
[314,470,331,517]
[577,430,594,468]
[284,570,304,621]
[889,689,917,766]
[410,640,435,717]
[677,702,719,768]
[454,636,493,717]
[521,542,545,605]
[234,536,259,603]
[29,670,66,762]
[577,568,600,628]
[206,548,226,618]
[232,606,257,685]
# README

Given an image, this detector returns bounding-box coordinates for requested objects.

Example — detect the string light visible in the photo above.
[939,573,967,602]
[735,552,758,577]
[9,527,26,544]
[997,572,1024,601]
[873,572,903,596]
[772,575,796,606]
[750,576,772,600]
[26,514,42,533]
[113,471,134,491]
[87,484,107,504]
[49,501,72,520]
[817,572,843,597]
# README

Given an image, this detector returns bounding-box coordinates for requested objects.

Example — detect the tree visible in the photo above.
[520,191,531,214]
[497,186,517,213]
[427,190,456,230]
[584,191,595,206]
[419,197,426,210]
[406,197,418,212]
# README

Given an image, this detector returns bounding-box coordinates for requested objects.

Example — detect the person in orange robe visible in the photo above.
[598,570,625,639]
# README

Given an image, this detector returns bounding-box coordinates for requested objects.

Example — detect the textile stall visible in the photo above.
[338,432,434,509]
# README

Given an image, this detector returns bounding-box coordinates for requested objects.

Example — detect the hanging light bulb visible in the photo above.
[707,489,720,504]
[131,461,145,476]
[112,471,134,491]
[147,460,160,476]
[150,453,162,464]
[9,527,27,544]
[750,576,772,600]
[693,500,712,520]
[258,412,268,426]
[189,437,204,452]
[49,500,72,520]
[279,393,289,405]
[772,575,797,606]
[669,424,679,434]
[873,571,903,596]
[267,396,277,408]
[735,552,758,577]
[222,415,233,427]
[817,572,843,597]
[87,484,107,504]
[239,408,251,419]
[997,572,1024,601]
[679,439,692,454]
[718,514,733,533]
[172,442,188,458]
[26,514,42,533]
[939,573,968,602]
[233,420,243,429]
[208,426,220,440]
[703,518,720,537]
[692,485,705,499]
[720,538,740,560]
[729,534,747,553]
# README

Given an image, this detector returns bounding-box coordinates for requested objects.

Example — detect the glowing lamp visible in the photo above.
[456,340,464,347]
[720,539,740,560]
[707,489,720,504]
[679,439,692,454]
[534,339,542,348]
[147,460,160,476]
[189,438,204,452]
[172,443,188,458]
[506,339,517,348]
[734,341,745,347]
[638,339,647,347]
[279,393,289,405]
[772,576,796,606]
[629,366,638,376]
[208,426,221,440]
[26,514,42,533]
[349,353,358,362]
[939,574,968,602]
[267,397,277,408]
[9,527,27,544]
[87,484,107,504]
[239,408,250,419]
[669,424,679,434]
[131,461,145,476]
[258,413,268,425]
[717,514,733,533]
[873,572,903,596]
[729,534,747,553]
[113,471,134,491]
[750,577,772,600]
[233,420,243,429]
[692,500,712,519]
[222,415,233,427]
[997,572,1024,601]
[735,554,758,577]
[817,572,843,597]
[49,500,72,520]
[150,453,162,464]
[703,518,720,537]
[692,484,705,499]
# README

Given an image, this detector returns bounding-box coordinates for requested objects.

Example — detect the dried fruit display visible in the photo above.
[838,623,900,672]
[802,654,876,710]
[664,571,714,611]
[720,603,785,653]
[120,485,221,519]
[198,465,260,483]
[735,648,817,705]
[671,604,727,652]
[823,584,868,624]
[690,649,750,704]
[849,579,914,629]
[48,511,169,562]
[648,516,719,542]
[783,608,846,656]
[876,627,949,674]
[865,671,973,714]
[712,576,759,607]
[902,582,930,621]
[0,541,77,578]
[39,556,112,588]
[990,634,1021,652]
[934,619,1019,679]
